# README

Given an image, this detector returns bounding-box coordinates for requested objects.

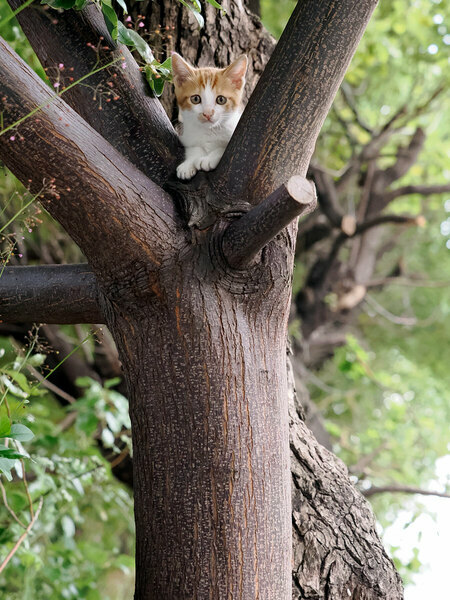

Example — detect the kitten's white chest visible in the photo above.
[180,111,240,151]
[176,110,241,180]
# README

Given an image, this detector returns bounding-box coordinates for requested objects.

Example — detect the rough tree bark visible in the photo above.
[0,0,405,598]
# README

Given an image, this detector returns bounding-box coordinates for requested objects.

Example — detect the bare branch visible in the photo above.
[366,276,450,289]
[26,364,76,404]
[355,213,423,235]
[0,264,103,324]
[7,0,182,184]
[364,294,438,327]
[221,176,317,269]
[363,485,450,500]
[212,0,379,204]
[383,183,450,204]
[0,38,184,271]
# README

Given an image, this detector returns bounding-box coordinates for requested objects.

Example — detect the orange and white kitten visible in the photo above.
[172,53,248,180]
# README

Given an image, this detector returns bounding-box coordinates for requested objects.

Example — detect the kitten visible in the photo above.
[171,53,248,180]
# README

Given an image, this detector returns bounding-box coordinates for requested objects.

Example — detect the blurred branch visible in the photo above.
[309,166,343,227]
[355,213,423,235]
[348,441,389,476]
[372,128,426,195]
[363,485,450,499]
[366,277,450,289]
[383,183,450,204]
[340,82,374,134]
[364,294,438,327]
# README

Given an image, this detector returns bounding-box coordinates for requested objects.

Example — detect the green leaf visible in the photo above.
[0,415,11,438]
[105,412,120,433]
[101,428,115,447]
[75,376,96,388]
[61,515,76,538]
[101,0,119,39]
[117,22,154,62]
[0,375,28,398]
[177,0,204,28]
[115,0,128,14]
[4,370,31,394]
[0,458,16,480]
[152,76,165,97]
[10,423,34,442]
[205,0,224,10]
[74,0,89,8]
[104,377,122,389]
[0,445,25,459]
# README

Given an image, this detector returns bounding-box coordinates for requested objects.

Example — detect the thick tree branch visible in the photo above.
[221,176,316,268]
[7,0,182,184]
[0,38,184,273]
[363,485,450,500]
[0,264,103,324]
[212,0,379,204]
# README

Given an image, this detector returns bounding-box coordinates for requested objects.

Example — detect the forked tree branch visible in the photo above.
[0,38,184,273]
[7,0,182,184]
[0,264,102,324]
[222,176,317,268]
[212,0,379,204]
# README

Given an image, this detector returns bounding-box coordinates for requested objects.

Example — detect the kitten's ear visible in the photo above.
[171,52,195,86]
[223,55,248,90]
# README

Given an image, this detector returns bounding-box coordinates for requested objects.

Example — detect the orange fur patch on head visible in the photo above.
[172,54,247,112]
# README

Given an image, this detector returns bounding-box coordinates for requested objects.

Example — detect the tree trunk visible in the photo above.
[100,223,295,597]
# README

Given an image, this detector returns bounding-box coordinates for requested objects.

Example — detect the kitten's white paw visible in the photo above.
[177,161,198,180]
[198,154,221,172]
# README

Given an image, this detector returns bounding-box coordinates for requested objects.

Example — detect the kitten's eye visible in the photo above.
[216,95,227,105]
[190,95,201,104]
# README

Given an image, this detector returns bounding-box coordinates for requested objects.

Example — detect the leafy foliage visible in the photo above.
[0,335,135,599]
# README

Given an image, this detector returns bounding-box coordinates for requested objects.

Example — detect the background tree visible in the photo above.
[0,0,448,597]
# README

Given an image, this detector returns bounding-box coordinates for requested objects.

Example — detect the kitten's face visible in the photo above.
[172,54,247,127]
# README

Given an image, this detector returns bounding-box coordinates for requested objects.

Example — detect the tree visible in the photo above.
[0,0,409,597]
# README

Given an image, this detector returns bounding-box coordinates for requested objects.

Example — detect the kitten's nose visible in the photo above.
[202,109,215,120]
